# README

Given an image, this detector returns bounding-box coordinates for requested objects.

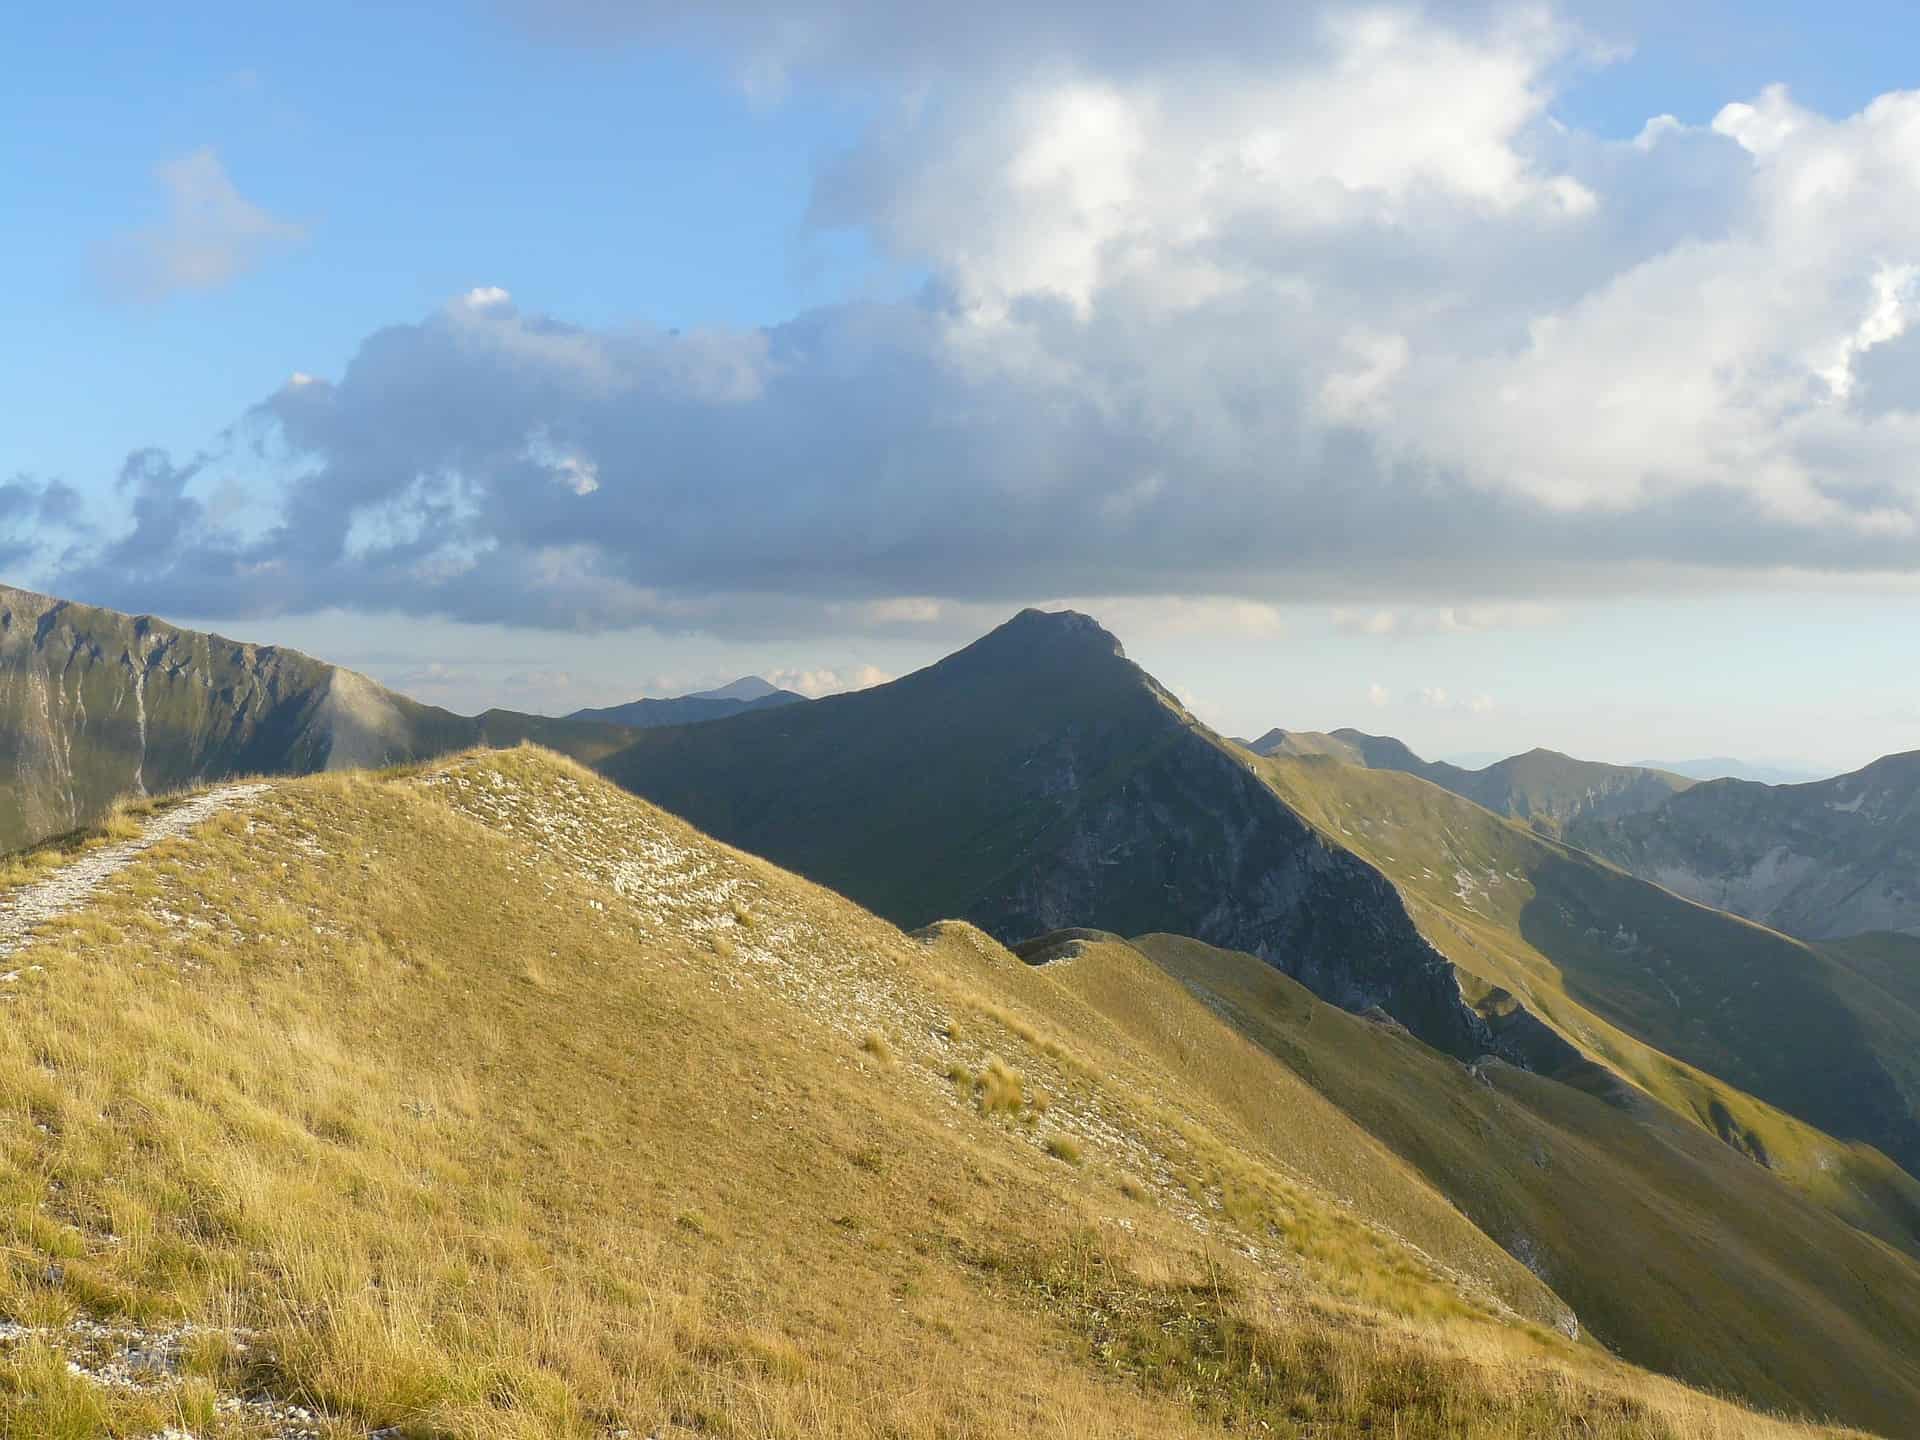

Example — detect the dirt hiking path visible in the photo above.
[0,783,272,960]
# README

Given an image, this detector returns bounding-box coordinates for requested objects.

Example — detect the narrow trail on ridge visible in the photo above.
[0,782,273,960]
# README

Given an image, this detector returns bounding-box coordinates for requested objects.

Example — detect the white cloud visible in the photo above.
[505,668,575,691]
[397,661,470,688]
[768,664,894,697]
[1367,682,1391,708]
[1318,331,1410,425]
[98,148,304,301]
[1816,263,1919,400]
[1633,114,1682,151]
[1334,604,1558,637]
[1417,686,1451,708]
[831,597,945,624]
[1711,84,1808,158]
[464,286,514,308]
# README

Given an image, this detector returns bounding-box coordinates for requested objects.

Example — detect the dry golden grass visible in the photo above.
[0,749,1877,1438]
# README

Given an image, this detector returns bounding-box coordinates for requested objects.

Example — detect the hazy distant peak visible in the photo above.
[688,675,780,702]
[1630,756,1832,785]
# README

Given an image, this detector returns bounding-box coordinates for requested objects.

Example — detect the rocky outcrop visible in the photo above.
[971,714,1501,1059]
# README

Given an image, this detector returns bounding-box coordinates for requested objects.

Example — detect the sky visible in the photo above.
[5,0,1920,774]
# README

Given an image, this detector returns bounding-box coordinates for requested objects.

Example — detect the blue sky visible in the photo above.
[5,1,1920,772]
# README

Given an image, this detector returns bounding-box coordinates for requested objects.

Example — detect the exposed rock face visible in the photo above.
[1572,756,1920,939]
[971,712,1498,1059]
[0,585,474,850]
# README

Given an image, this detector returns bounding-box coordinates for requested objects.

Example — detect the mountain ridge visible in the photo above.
[0,582,640,850]
[1571,750,1920,938]
[563,685,805,729]
[1243,727,1694,831]
[0,746,1912,1432]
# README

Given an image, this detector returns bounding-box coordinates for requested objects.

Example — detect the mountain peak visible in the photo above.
[688,675,780,702]
[979,607,1126,660]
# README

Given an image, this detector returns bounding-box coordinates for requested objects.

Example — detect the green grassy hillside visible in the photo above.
[1124,931,1920,1431]
[1256,754,1920,1196]
[1571,753,1920,938]
[0,748,1860,1438]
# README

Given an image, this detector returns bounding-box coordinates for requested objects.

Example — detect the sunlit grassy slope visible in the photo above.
[1254,754,1920,1208]
[0,748,1875,1438]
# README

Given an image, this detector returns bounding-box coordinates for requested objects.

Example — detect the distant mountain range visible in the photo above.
[565,676,806,729]
[1631,756,1829,784]
[1570,754,1920,939]
[1241,727,1694,832]
[1240,723,1918,941]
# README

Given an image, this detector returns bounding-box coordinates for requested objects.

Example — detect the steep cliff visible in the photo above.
[0,584,612,849]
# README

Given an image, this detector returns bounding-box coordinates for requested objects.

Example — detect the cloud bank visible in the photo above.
[39,2,1920,633]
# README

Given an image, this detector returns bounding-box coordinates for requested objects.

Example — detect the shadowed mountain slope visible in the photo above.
[1099,930,1920,1431]
[0,584,632,850]
[1570,752,1920,939]
[1244,728,1693,832]
[0,747,1858,1437]
[601,610,1506,1059]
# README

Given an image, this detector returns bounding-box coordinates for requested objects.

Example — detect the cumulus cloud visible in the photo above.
[1367,682,1391,708]
[38,4,1920,635]
[767,664,894,697]
[97,148,304,301]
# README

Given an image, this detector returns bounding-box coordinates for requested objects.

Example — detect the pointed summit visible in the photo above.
[934,608,1126,678]
[689,675,781,702]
